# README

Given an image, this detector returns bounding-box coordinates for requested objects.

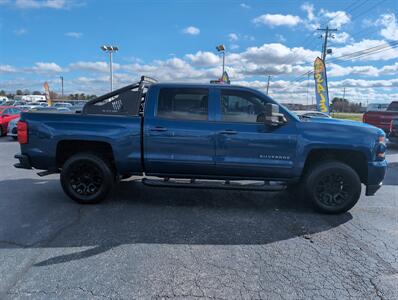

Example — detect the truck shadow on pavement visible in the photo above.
[0,178,353,267]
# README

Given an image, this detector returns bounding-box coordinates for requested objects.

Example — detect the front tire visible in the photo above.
[303,161,361,214]
[60,153,114,204]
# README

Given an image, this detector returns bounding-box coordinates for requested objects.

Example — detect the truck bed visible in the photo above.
[363,110,398,132]
[19,112,143,175]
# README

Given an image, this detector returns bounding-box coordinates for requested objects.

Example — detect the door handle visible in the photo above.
[150,126,168,132]
[220,130,238,135]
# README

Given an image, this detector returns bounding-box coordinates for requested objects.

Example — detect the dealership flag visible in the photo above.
[313,57,330,114]
[43,82,52,106]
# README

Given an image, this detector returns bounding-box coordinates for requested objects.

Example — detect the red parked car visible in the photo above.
[0,106,21,136]
[363,101,398,132]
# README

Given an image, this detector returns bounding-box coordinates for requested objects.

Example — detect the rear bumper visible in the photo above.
[14,154,32,169]
[365,160,387,196]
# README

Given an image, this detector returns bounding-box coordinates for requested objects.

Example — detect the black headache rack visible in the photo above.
[82,76,157,116]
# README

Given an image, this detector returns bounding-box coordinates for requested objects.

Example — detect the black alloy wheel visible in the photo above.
[303,161,361,214]
[61,153,114,204]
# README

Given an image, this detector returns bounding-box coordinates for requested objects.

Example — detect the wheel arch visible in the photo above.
[56,140,116,171]
[303,148,368,183]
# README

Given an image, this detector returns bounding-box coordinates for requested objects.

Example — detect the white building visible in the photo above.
[14,95,47,102]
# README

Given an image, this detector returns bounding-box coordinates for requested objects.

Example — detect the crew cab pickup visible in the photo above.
[363,101,398,132]
[15,77,387,214]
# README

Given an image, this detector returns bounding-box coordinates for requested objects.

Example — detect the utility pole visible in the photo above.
[266,75,271,95]
[317,26,337,114]
[60,76,64,98]
[317,26,337,61]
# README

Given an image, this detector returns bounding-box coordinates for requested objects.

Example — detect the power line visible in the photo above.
[292,41,398,82]
[349,0,387,22]
[329,41,398,63]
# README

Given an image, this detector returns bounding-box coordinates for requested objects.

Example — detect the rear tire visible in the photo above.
[302,161,361,214]
[0,126,3,136]
[60,153,114,204]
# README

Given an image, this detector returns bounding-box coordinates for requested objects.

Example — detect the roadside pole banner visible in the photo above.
[314,57,330,114]
[43,81,52,106]
[219,71,230,84]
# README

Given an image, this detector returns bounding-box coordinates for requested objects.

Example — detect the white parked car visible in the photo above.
[366,103,389,112]
[292,110,332,119]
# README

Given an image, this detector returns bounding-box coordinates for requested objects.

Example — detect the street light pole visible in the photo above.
[60,76,64,98]
[216,44,226,76]
[109,51,113,92]
[101,45,119,92]
[222,51,225,74]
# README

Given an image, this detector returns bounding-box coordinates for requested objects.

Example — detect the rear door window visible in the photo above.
[157,88,208,121]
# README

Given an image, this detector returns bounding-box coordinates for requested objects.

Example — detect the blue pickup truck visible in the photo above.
[15,77,387,214]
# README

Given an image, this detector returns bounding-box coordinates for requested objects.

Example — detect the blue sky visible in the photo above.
[0,0,397,104]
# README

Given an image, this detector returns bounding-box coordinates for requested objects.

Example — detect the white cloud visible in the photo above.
[377,13,398,41]
[253,14,301,27]
[30,62,63,73]
[331,32,351,44]
[182,26,200,35]
[69,61,120,73]
[320,10,350,29]
[240,43,319,65]
[13,28,27,36]
[328,62,398,77]
[185,51,220,67]
[0,64,17,73]
[14,0,70,9]
[65,31,82,38]
[301,3,315,21]
[228,33,238,42]
[240,3,250,9]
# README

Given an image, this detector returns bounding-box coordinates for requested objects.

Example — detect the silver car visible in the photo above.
[7,117,19,140]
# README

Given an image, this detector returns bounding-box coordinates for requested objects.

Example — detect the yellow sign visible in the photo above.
[313,57,330,114]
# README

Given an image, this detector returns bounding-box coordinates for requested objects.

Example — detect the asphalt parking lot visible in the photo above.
[0,138,397,299]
